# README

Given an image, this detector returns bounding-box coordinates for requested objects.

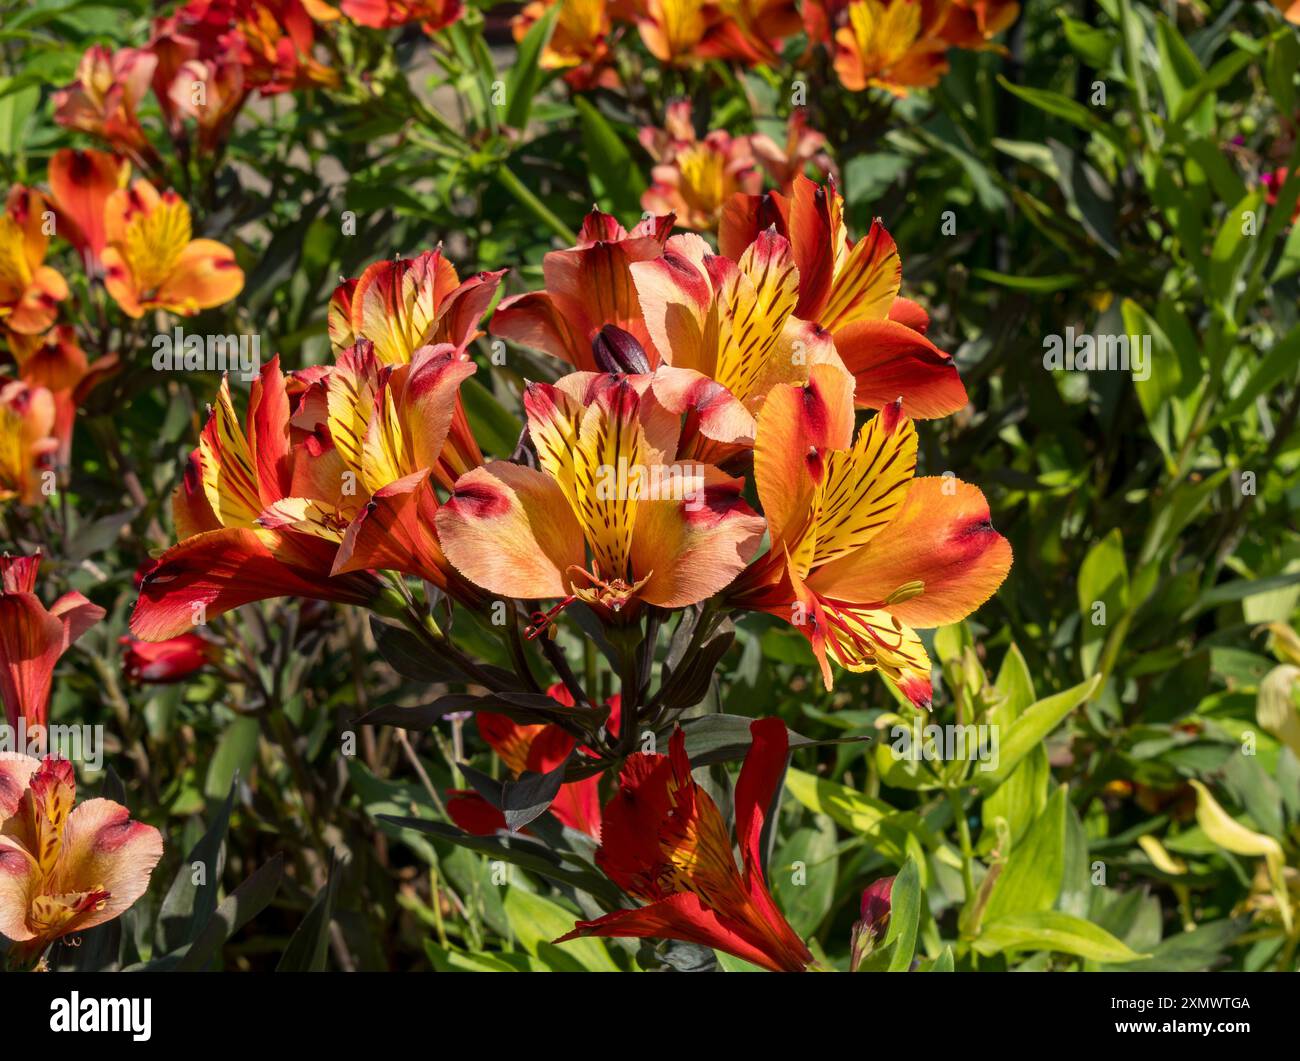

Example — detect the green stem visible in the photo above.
[495,164,577,244]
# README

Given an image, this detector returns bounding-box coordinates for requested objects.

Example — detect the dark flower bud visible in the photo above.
[591,324,650,375]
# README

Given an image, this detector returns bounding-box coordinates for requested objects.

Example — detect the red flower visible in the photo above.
[119,632,219,684]
[556,717,813,972]
[447,683,620,838]
[0,554,104,729]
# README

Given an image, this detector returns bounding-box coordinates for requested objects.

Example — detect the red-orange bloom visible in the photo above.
[101,181,244,318]
[447,684,621,838]
[0,380,57,505]
[721,174,968,419]
[341,0,463,32]
[0,758,162,969]
[130,358,382,642]
[0,555,104,730]
[750,110,838,194]
[730,363,1011,704]
[641,101,762,232]
[491,210,673,371]
[53,46,160,170]
[119,632,219,684]
[556,718,813,972]
[0,188,69,338]
[832,0,951,96]
[512,0,617,90]
[936,0,1018,49]
[46,149,130,273]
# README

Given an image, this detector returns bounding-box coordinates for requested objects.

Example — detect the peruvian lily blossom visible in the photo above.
[632,226,849,464]
[436,371,766,628]
[53,46,160,170]
[119,632,219,684]
[512,0,618,90]
[0,187,69,338]
[556,718,813,972]
[260,339,484,601]
[46,148,130,273]
[640,101,762,232]
[130,358,382,642]
[326,249,504,365]
[491,209,674,371]
[447,684,621,839]
[832,0,951,97]
[750,109,838,194]
[0,380,58,504]
[0,554,104,730]
[102,180,244,318]
[340,0,464,32]
[0,757,162,971]
[729,363,1011,706]
[721,174,968,419]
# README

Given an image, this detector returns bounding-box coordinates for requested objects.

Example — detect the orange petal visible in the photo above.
[808,475,1012,628]
[436,462,586,601]
[154,237,244,314]
[47,148,128,267]
[834,318,967,418]
[57,797,163,933]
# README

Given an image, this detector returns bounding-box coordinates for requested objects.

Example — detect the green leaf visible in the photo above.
[974,911,1148,962]
[978,675,1102,791]
[503,3,557,131]
[575,96,645,218]
[983,786,1067,924]
[502,887,620,971]
[176,856,285,972]
[1077,528,1130,676]
[156,781,235,954]
[772,816,838,938]
[276,856,341,972]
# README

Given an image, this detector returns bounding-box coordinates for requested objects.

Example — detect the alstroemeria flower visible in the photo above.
[512,0,617,90]
[157,0,339,95]
[750,110,838,193]
[0,758,162,970]
[721,174,967,419]
[130,358,382,642]
[8,326,116,473]
[101,181,244,318]
[832,0,951,96]
[436,372,765,625]
[0,554,104,730]
[0,381,58,505]
[447,684,621,838]
[631,228,849,463]
[341,0,463,32]
[119,632,219,684]
[259,340,484,600]
[46,149,130,273]
[327,249,504,366]
[936,0,1018,49]
[491,210,674,371]
[850,874,894,968]
[0,188,69,338]
[53,46,160,170]
[641,101,762,231]
[556,718,813,972]
[729,363,1011,705]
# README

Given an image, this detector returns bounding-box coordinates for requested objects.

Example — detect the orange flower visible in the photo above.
[0,381,58,506]
[0,554,104,729]
[936,0,1018,49]
[640,101,762,231]
[436,372,765,626]
[447,684,621,838]
[101,181,244,318]
[491,209,673,371]
[130,358,383,642]
[832,0,951,96]
[46,149,130,273]
[0,758,162,971]
[631,228,847,463]
[721,175,968,418]
[260,340,486,599]
[750,109,837,193]
[631,0,799,66]
[7,326,116,473]
[512,0,617,90]
[729,363,1011,704]
[556,719,813,972]
[0,187,68,338]
[53,46,160,170]
[341,0,463,32]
